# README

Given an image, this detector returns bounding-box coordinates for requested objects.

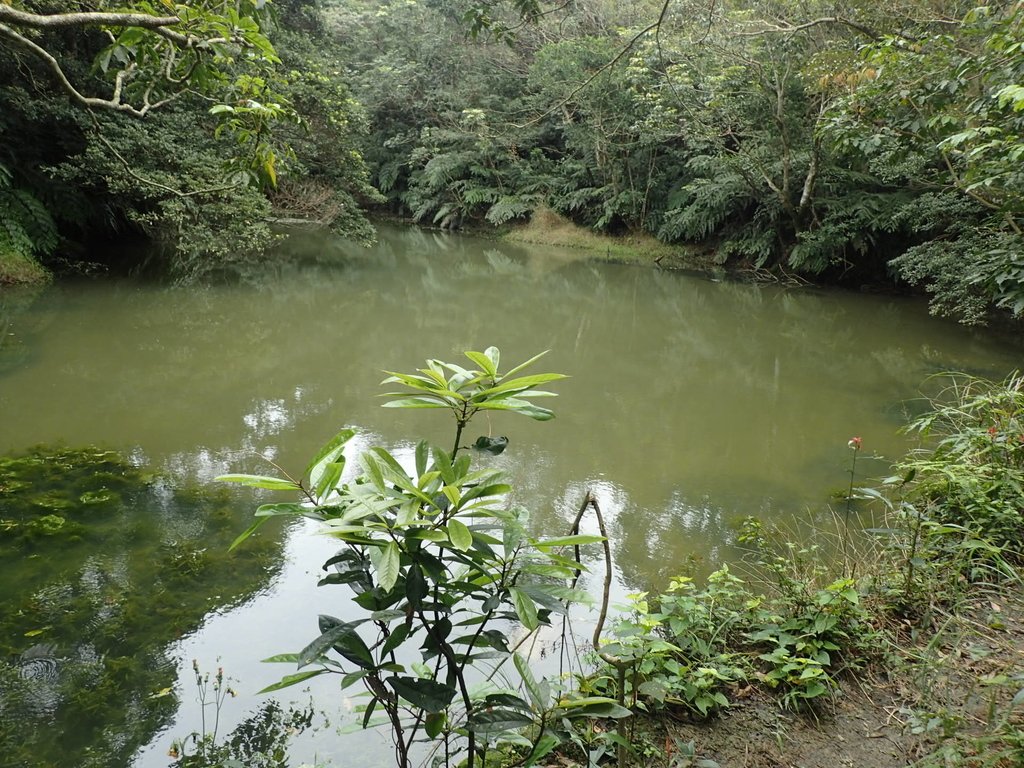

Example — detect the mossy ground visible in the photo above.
[0,248,50,286]
[501,207,705,268]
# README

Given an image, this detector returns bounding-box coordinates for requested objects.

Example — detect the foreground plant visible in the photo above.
[221,347,629,768]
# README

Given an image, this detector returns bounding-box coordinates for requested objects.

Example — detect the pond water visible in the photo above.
[1,225,1021,767]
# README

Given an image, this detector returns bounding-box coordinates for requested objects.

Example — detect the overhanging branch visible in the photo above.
[0,21,166,117]
[735,16,881,40]
[0,5,189,44]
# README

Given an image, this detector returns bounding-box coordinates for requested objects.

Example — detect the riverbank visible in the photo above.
[500,207,701,268]
[577,372,1024,768]
[0,249,49,286]
[629,586,1024,767]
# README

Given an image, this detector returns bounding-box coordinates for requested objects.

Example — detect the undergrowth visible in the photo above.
[585,372,1024,766]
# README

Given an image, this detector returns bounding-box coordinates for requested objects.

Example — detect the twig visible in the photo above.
[88,114,243,199]
[513,0,674,128]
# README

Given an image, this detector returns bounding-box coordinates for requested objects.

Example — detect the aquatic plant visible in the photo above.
[0,445,283,768]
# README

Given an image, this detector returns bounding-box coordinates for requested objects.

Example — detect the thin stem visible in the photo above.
[452,417,466,458]
[567,492,630,768]
[414,607,476,767]
[843,442,860,576]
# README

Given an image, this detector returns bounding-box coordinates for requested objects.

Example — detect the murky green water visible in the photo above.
[1,225,1021,766]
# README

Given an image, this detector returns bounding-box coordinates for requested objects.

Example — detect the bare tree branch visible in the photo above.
[0,21,177,117]
[0,5,251,117]
[735,16,881,40]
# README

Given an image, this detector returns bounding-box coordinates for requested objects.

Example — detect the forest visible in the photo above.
[1,0,1023,324]
[3,4,1024,768]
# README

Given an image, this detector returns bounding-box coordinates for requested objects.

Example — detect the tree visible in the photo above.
[0,1,380,281]
[0,1,294,189]
[824,2,1024,321]
[0,1,277,117]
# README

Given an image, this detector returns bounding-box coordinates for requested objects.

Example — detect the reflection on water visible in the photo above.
[0,447,284,768]
[0,225,1021,765]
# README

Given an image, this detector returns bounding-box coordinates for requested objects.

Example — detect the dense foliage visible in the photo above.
[2,0,1022,321]
[328,0,1023,323]
[0,0,377,281]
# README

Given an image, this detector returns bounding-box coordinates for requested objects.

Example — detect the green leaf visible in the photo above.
[364,453,386,492]
[313,461,344,501]
[477,399,555,421]
[341,670,369,690]
[381,397,450,410]
[261,653,300,664]
[374,541,401,592]
[386,676,457,712]
[525,732,561,766]
[520,583,592,608]
[228,517,267,551]
[319,615,376,668]
[483,346,500,371]
[555,698,633,719]
[446,518,473,551]
[405,563,428,605]
[472,435,509,455]
[425,711,446,738]
[415,440,429,477]
[502,350,550,378]
[484,693,532,710]
[515,652,547,710]
[361,696,378,729]
[464,350,497,378]
[298,619,366,668]
[305,428,355,482]
[255,502,306,518]
[509,587,539,630]
[533,534,605,548]
[258,669,327,694]
[381,622,412,656]
[409,529,448,542]
[369,446,411,478]
[468,708,534,734]
[217,474,301,491]
[478,373,567,397]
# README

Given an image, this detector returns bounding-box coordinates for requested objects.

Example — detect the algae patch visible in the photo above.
[0,446,132,544]
[0,444,286,768]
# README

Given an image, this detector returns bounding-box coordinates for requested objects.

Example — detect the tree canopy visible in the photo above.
[0,0,376,280]
[1,0,1022,324]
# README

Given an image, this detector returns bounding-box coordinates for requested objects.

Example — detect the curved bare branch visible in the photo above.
[734,16,881,40]
[0,21,172,116]
[0,5,251,116]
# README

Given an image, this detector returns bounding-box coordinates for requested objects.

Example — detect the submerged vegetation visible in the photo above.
[0,445,286,768]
